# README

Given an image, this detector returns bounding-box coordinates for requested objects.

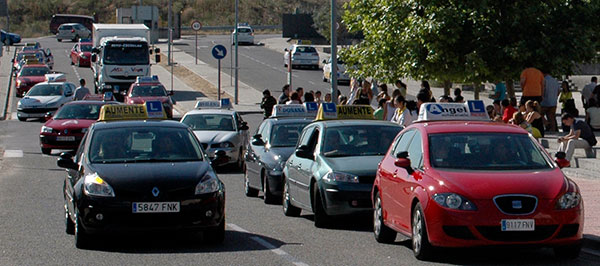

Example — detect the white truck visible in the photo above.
[91,24,160,100]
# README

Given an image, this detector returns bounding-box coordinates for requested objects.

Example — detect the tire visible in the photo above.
[412,203,433,260]
[263,173,277,204]
[73,35,79,42]
[373,192,397,243]
[41,148,51,155]
[244,166,259,197]
[65,203,74,235]
[284,63,288,68]
[312,185,330,228]
[74,212,90,249]
[554,243,581,259]
[204,219,225,244]
[17,116,26,122]
[282,178,301,217]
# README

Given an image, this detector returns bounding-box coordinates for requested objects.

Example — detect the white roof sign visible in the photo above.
[417,100,489,122]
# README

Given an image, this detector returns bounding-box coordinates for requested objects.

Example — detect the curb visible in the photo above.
[583,234,600,257]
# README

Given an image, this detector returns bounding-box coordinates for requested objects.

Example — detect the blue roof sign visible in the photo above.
[417,100,489,122]
[195,98,232,109]
[271,104,308,118]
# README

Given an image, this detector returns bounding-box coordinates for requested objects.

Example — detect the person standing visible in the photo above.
[585,98,600,131]
[581,77,596,109]
[520,67,545,105]
[296,87,304,103]
[314,90,322,104]
[74,79,90,100]
[559,81,573,113]
[501,99,517,123]
[525,100,545,137]
[391,95,413,127]
[354,80,373,105]
[489,82,506,101]
[395,80,407,97]
[260,89,277,118]
[540,73,560,132]
[278,85,290,104]
[558,113,597,163]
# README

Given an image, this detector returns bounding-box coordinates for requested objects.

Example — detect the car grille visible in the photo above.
[116,187,195,201]
[476,225,558,242]
[359,175,375,184]
[443,226,477,240]
[108,75,138,81]
[493,195,537,215]
[18,107,57,114]
[51,128,83,134]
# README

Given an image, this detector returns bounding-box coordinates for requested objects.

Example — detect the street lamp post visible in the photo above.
[234,0,239,104]
[330,0,338,104]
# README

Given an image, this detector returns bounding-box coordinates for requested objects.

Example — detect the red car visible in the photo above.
[123,76,175,118]
[39,100,118,155]
[69,41,92,67]
[15,63,50,97]
[372,101,583,260]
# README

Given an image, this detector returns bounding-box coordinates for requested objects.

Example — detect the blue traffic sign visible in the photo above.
[212,45,227,60]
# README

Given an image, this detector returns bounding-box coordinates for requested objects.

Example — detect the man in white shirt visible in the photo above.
[581,77,596,109]
[391,95,413,127]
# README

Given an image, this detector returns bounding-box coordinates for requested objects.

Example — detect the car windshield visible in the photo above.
[20,67,49,76]
[429,133,552,170]
[80,44,92,52]
[89,127,204,163]
[27,84,63,96]
[182,114,236,131]
[322,125,401,157]
[53,104,104,120]
[103,42,149,65]
[296,46,316,53]
[131,85,167,97]
[270,122,310,147]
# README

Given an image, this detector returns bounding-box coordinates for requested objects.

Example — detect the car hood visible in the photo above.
[90,161,210,192]
[430,168,566,200]
[44,119,96,130]
[128,96,170,105]
[18,76,46,83]
[194,131,237,144]
[20,96,62,106]
[321,156,383,177]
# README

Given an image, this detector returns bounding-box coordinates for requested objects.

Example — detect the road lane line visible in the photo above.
[239,53,300,78]
[227,223,310,266]
[3,150,23,158]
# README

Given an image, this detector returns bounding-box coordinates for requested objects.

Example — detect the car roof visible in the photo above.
[64,100,119,106]
[184,109,236,115]
[411,121,529,135]
[93,120,187,130]
[312,120,401,128]
[60,23,83,26]
[265,117,314,124]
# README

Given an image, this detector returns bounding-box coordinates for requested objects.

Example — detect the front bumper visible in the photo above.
[39,133,84,149]
[266,171,284,196]
[77,191,225,233]
[320,182,373,216]
[17,108,57,118]
[424,199,584,247]
[291,58,319,66]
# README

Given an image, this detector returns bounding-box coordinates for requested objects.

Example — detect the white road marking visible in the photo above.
[11,112,17,120]
[239,53,300,78]
[308,81,316,85]
[3,150,23,158]
[71,65,81,80]
[227,223,309,266]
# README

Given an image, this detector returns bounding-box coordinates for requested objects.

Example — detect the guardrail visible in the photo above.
[179,25,282,31]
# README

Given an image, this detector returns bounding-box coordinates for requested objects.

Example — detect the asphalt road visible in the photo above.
[0,36,598,265]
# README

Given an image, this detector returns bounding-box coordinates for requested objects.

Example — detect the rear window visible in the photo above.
[60,25,73,30]
[238,28,252,33]
[296,46,317,53]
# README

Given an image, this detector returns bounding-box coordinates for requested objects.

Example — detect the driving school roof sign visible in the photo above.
[316,103,374,120]
[99,101,166,121]
[417,100,489,122]
[271,104,308,117]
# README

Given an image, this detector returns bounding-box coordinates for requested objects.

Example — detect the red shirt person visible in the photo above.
[501,99,517,123]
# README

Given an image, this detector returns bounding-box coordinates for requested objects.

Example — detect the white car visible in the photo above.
[17,81,75,121]
[56,23,91,42]
[232,26,254,45]
[284,45,320,69]
[180,105,250,169]
[322,57,350,83]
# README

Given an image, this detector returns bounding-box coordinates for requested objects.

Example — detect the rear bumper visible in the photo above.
[321,182,373,216]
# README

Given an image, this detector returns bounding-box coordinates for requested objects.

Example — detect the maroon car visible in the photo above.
[15,64,50,97]
[123,76,175,118]
[70,41,92,67]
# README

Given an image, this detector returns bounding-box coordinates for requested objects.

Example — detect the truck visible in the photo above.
[91,24,160,101]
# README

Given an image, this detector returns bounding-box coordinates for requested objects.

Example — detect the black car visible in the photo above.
[244,117,312,204]
[57,120,225,248]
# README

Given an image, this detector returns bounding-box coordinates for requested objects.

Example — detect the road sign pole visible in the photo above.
[218,59,221,100]
[195,32,198,65]
[234,0,239,105]
[191,20,202,65]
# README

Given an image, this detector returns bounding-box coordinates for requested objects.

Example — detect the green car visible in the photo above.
[282,120,402,227]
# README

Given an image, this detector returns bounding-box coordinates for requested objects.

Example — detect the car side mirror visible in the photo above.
[295,145,313,160]
[91,54,97,62]
[240,124,249,131]
[57,153,78,170]
[44,112,53,121]
[251,134,264,146]
[155,54,161,63]
[168,90,174,96]
[65,91,73,97]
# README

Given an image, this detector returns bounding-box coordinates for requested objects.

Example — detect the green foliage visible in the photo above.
[341,0,600,85]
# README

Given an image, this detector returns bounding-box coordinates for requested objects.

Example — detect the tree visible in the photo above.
[341,0,600,96]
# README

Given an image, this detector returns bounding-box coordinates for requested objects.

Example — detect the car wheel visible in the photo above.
[554,243,581,259]
[41,148,51,155]
[244,167,259,197]
[73,35,79,42]
[204,218,225,244]
[65,203,74,235]
[263,173,277,204]
[374,192,397,243]
[17,116,26,122]
[74,212,89,249]
[412,203,433,260]
[282,178,301,217]
[284,63,288,68]
[312,185,330,228]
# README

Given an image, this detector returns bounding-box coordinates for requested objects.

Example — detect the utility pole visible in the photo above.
[234,0,239,104]
[167,0,172,66]
[330,0,338,104]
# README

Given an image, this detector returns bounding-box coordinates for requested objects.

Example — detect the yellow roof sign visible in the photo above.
[316,103,374,120]
[99,101,166,121]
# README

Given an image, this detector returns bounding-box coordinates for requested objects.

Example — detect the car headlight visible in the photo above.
[83,173,115,197]
[214,142,234,148]
[323,171,359,183]
[195,172,221,195]
[432,193,477,210]
[41,126,53,133]
[556,192,581,209]
[16,79,22,87]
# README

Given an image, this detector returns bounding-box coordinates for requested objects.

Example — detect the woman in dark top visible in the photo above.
[525,100,545,137]
[354,80,373,105]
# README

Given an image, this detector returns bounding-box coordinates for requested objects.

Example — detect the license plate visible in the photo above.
[501,219,535,231]
[132,202,180,213]
[56,136,75,141]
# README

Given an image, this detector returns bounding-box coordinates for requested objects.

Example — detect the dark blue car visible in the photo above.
[1,29,21,45]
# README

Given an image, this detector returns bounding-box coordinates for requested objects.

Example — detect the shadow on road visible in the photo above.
[171,90,206,102]
[299,213,374,232]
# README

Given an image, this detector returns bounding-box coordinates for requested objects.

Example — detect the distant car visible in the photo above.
[0,29,21,45]
[56,23,91,42]
[322,57,350,83]
[39,100,119,155]
[22,42,42,50]
[13,52,39,75]
[49,14,95,34]
[15,63,51,97]
[17,80,75,121]
[231,26,254,45]
[123,76,175,118]
[70,41,92,67]
[284,45,320,69]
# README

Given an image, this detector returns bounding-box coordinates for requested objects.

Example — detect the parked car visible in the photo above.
[284,45,320,69]
[56,23,91,42]
[0,29,21,45]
